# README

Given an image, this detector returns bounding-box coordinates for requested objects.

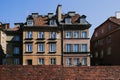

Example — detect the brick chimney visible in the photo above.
[56,5,62,22]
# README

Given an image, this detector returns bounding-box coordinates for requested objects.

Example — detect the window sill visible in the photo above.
[49,52,56,54]
[37,38,45,40]
[37,52,45,54]
[25,38,33,40]
[25,52,33,53]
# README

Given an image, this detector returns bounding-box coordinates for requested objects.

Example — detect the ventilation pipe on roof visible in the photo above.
[115,11,120,19]
[56,5,62,22]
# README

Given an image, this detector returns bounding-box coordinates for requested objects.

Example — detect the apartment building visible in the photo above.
[4,23,23,65]
[22,13,62,65]
[91,12,120,65]
[0,23,9,64]
[61,13,91,66]
[0,5,91,66]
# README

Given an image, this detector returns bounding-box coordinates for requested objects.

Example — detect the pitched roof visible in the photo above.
[109,17,120,25]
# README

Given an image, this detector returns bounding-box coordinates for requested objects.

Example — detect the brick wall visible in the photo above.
[0,65,120,80]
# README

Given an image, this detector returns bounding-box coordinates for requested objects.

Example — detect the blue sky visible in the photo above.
[0,0,120,36]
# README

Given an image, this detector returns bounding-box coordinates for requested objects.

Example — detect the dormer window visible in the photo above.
[80,15,87,24]
[65,18,71,24]
[27,20,33,26]
[80,18,87,24]
[49,20,56,26]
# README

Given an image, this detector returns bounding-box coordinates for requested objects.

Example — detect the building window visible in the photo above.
[14,47,20,54]
[38,58,44,65]
[66,44,72,52]
[26,44,32,52]
[13,36,20,41]
[2,58,6,65]
[49,43,56,52]
[38,32,44,39]
[49,20,56,26]
[50,32,56,39]
[107,47,111,55]
[95,52,98,58]
[74,58,79,66]
[50,58,56,65]
[82,58,87,66]
[81,31,87,38]
[100,50,104,58]
[81,44,87,52]
[14,58,20,65]
[66,31,72,38]
[73,44,79,52]
[26,59,32,65]
[65,18,71,24]
[106,36,111,43]
[26,31,32,39]
[27,20,33,26]
[66,58,72,66]
[95,32,98,37]
[108,25,112,31]
[80,18,86,24]
[38,43,44,52]
[101,29,104,34]
[74,31,79,38]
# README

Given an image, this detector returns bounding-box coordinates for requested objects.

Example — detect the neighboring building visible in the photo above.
[61,13,91,67]
[4,23,23,65]
[91,12,120,65]
[0,23,9,65]
[22,12,62,65]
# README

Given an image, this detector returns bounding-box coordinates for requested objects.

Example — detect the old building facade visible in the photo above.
[0,5,91,66]
[91,12,120,65]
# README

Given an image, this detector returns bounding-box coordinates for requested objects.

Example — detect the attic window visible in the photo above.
[27,20,33,26]
[49,20,56,26]
[65,18,71,24]
[80,18,87,24]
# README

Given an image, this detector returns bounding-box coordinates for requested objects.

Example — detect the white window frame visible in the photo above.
[73,44,79,52]
[74,31,79,38]
[66,31,72,38]
[50,58,56,65]
[81,31,87,38]
[81,44,87,52]
[26,44,32,52]
[38,32,44,39]
[82,58,87,66]
[26,31,32,39]
[65,18,71,24]
[66,44,72,52]
[50,32,56,39]
[27,20,33,26]
[74,58,79,66]
[38,58,44,65]
[49,20,56,26]
[38,43,44,52]
[14,47,20,54]
[49,43,56,52]
[66,58,72,66]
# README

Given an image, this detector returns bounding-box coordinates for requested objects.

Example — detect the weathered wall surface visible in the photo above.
[0,65,120,80]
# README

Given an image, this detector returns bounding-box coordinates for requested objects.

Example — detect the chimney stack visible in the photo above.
[56,5,62,22]
[115,11,120,19]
